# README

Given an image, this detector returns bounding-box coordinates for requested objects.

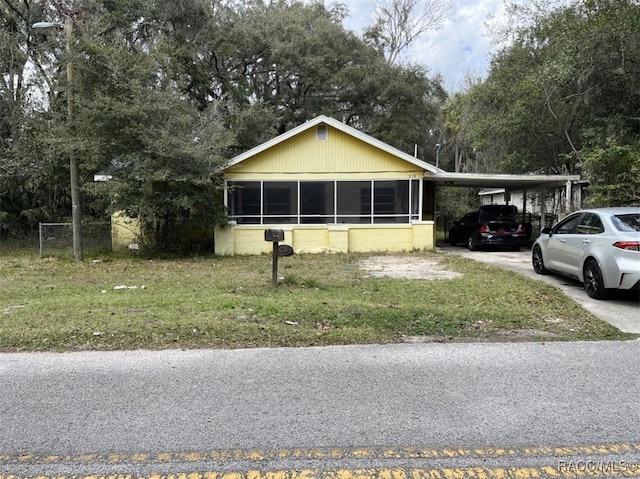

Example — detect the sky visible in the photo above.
[341,0,509,92]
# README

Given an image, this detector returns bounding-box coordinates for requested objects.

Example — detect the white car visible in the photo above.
[532,207,640,300]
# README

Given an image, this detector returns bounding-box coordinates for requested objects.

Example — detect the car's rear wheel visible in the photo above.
[532,245,548,275]
[467,235,477,251]
[583,259,612,300]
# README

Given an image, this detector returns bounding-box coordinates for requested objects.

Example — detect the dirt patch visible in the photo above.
[359,255,463,280]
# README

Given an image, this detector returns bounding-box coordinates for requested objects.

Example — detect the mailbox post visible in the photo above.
[264,229,285,286]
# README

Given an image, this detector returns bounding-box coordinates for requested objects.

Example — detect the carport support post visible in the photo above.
[541,187,547,229]
[566,180,574,212]
[272,241,279,286]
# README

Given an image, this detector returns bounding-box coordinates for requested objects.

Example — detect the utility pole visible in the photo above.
[33,17,83,261]
[65,17,83,261]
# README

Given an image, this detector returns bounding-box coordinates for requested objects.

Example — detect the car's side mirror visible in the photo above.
[541,227,552,235]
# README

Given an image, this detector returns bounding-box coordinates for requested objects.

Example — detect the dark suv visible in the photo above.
[448,205,529,251]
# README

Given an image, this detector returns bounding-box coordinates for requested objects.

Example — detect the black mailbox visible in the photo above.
[264,229,285,242]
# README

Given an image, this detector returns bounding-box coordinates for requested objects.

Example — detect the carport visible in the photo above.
[425,172,585,241]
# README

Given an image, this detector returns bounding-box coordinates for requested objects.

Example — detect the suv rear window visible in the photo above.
[612,214,640,232]
[479,205,517,221]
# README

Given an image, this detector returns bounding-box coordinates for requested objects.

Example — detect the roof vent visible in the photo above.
[316,124,328,141]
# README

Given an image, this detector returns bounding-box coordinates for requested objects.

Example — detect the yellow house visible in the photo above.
[109,115,581,253]
[214,115,441,255]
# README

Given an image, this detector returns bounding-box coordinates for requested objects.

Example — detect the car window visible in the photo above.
[576,213,604,235]
[612,214,640,232]
[552,213,582,235]
[460,213,477,223]
[480,206,517,221]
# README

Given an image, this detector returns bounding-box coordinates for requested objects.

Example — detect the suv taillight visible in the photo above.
[478,224,490,234]
[517,224,527,234]
[613,241,640,251]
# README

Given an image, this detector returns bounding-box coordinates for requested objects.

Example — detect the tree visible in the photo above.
[8,0,449,248]
[439,92,477,173]
[458,0,640,186]
[364,0,453,64]
[363,63,446,162]
[582,140,640,206]
[72,0,234,250]
[174,0,393,146]
[165,0,446,159]
[0,0,70,237]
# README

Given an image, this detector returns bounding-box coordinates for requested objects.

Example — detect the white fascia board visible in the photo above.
[429,172,582,189]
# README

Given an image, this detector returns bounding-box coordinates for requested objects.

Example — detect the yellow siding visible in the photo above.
[225,125,422,180]
[111,212,140,251]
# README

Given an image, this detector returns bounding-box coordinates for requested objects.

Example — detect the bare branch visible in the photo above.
[372,0,453,64]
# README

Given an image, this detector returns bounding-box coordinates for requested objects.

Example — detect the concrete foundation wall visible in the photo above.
[213,222,435,255]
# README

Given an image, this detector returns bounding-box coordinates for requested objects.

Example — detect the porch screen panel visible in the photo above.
[373,180,410,223]
[411,180,420,221]
[229,179,416,225]
[264,182,298,224]
[229,181,261,224]
[300,181,334,224]
[337,181,371,223]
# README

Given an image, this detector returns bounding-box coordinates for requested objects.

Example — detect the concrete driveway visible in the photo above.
[439,244,640,334]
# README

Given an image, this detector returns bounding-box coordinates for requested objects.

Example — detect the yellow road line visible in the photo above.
[1,444,640,465]
[3,465,640,479]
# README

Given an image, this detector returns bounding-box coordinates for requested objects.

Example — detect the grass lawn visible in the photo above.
[0,249,634,352]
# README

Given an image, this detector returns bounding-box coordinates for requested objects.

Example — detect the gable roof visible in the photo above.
[222,115,443,175]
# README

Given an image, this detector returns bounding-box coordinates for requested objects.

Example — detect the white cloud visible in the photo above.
[341,0,508,92]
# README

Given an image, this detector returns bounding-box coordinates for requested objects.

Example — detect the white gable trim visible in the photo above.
[221,115,443,175]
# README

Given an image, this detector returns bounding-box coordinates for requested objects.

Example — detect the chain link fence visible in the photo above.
[39,223,112,258]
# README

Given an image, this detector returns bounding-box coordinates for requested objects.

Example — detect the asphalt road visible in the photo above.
[440,245,640,334]
[2,341,640,476]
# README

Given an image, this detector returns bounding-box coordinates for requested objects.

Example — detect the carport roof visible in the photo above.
[427,172,582,189]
